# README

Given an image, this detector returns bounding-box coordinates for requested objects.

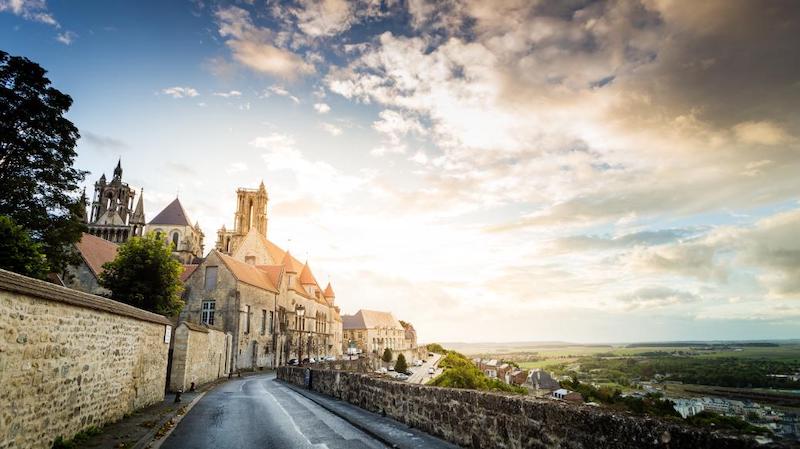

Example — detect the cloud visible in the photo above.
[554,229,699,252]
[0,0,58,26]
[213,90,242,98]
[226,162,248,174]
[161,86,199,98]
[618,287,701,310]
[80,131,128,152]
[263,85,300,103]
[322,122,342,136]
[215,6,313,79]
[272,0,390,39]
[56,30,77,45]
[733,121,791,146]
[313,102,330,114]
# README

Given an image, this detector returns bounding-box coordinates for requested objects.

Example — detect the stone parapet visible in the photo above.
[277,366,788,449]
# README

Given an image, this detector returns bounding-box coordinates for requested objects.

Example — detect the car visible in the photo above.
[324,356,336,362]
[388,366,395,371]
[376,367,388,374]
[288,359,299,366]
[428,367,435,375]
[414,360,423,367]
[404,370,414,376]
[395,373,409,381]
[428,353,434,357]
[309,357,317,364]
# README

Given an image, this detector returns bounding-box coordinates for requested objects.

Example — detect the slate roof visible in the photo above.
[342,309,404,330]
[149,198,191,226]
[74,233,118,276]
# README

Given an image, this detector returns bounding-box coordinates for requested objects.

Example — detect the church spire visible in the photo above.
[113,158,122,180]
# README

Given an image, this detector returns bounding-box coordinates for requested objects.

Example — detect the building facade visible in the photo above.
[342,310,411,356]
[181,184,343,371]
[146,197,205,264]
[63,233,118,295]
[86,160,145,243]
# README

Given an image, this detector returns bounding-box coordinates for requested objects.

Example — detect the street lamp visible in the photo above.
[296,305,305,364]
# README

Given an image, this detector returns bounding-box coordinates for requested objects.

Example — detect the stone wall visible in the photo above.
[0,269,171,449]
[169,322,232,392]
[277,367,787,449]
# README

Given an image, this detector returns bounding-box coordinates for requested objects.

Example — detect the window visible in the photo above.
[261,310,267,335]
[245,305,251,334]
[204,266,218,291]
[269,311,274,333]
[201,300,215,325]
[171,231,179,249]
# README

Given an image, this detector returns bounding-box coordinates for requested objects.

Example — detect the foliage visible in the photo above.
[0,51,87,274]
[426,343,446,354]
[0,215,49,279]
[685,411,770,435]
[431,350,527,394]
[99,233,184,316]
[560,378,679,417]
[382,347,393,363]
[394,353,408,373]
[51,426,102,449]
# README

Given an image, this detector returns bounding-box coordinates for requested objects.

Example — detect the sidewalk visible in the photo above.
[75,372,265,449]
[282,381,460,449]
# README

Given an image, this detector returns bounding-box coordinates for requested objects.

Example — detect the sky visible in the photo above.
[2,0,799,344]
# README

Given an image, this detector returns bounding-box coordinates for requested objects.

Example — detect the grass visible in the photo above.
[51,426,103,449]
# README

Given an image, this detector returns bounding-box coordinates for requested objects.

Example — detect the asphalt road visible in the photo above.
[407,353,442,384]
[160,373,388,449]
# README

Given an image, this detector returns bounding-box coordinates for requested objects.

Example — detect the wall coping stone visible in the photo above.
[180,321,211,333]
[0,268,171,325]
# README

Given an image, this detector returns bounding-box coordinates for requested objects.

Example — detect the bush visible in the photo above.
[394,353,408,373]
[0,215,49,279]
[382,347,393,363]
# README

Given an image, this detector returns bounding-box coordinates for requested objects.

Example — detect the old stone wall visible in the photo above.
[0,269,171,449]
[277,367,787,449]
[169,322,232,392]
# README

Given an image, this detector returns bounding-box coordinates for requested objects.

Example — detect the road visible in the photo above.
[160,373,387,449]
[407,352,442,384]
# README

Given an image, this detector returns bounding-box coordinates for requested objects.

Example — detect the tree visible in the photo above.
[99,233,184,316]
[0,215,49,279]
[394,353,408,373]
[382,347,393,364]
[0,51,86,274]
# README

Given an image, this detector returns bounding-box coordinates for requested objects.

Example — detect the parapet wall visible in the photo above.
[278,366,786,449]
[0,269,171,449]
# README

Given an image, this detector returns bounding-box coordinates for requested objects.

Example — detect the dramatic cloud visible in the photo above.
[216,6,314,78]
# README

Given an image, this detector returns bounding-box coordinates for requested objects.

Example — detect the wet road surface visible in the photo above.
[161,373,388,449]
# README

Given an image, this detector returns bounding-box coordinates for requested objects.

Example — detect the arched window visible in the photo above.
[171,231,179,249]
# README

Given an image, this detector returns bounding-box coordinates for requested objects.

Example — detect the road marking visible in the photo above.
[262,382,329,449]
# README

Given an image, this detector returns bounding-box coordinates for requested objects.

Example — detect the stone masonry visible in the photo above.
[168,321,232,392]
[0,269,171,449]
[278,367,790,449]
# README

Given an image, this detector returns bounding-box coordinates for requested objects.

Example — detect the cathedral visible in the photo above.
[86,160,145,243]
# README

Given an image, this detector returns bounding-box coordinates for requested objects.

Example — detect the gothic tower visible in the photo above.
[216,181,269,254]
[87,159,144,243]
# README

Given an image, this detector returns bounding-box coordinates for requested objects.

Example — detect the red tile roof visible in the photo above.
[74,233,118,277]
[216,251,278,293]
[180,264,199,283]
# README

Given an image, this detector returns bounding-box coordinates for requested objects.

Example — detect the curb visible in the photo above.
[281,380,407,449]
[131,390,207,449]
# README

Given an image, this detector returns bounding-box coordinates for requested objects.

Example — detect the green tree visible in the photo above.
[394,353,408,373]
[427,343,446,354]
[0,215,49,279]
[382,347,393,364]
[99,233,184,316]
[0,51,86,274]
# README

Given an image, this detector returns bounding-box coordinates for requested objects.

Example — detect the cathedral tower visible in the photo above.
[86,159,144,243]
[216,182,269,254]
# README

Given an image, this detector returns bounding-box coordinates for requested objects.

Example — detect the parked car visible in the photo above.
[324,356,336,362]
[428,367,435,375]
[395,373,409,381]
[376,367,388,374]
[414,359,423,367]
[388,366,395,371]
[288,359,299,366]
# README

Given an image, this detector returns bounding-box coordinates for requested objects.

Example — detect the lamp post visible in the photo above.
[296,305,305,364]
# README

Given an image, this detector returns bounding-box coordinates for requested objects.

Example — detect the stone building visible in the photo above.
[86,159,146,243]
[215,182,268,255]
[342,310,411,356]
[146,197,205,263]
[180,184,343,371]
[63,232,118,295]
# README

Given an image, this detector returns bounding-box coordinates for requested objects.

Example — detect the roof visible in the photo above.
[255,264,284,288]
[74,233,118,277]
[180,264,199,283]
[149,197,191,226]
[298,262,318,286]
[282,250,302,274]
[323,282,335,298]
[341,309,404,330]
[216,251,278,293]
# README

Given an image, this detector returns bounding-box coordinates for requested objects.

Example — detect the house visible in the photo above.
[552,389,583,403]
[342,310,409,356]
[529,369,560,391]
[63,233,118,295]
[506,369,529,386]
